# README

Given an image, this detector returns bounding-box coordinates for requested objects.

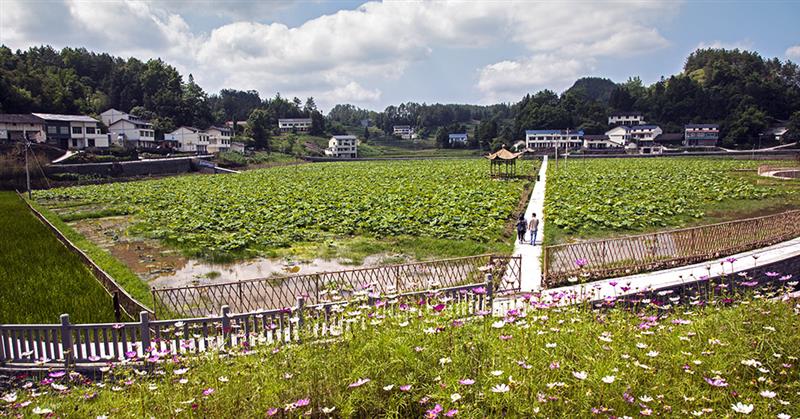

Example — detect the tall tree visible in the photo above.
[247,109,272,151]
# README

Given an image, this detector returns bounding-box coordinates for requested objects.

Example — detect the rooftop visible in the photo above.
[610,111,643,117]
[108,118,153,128]
[278,118,311,122]
[526,129,585,136]
[685,123,719,129]
[332,135,357,140]
[0,114,44,124]
[32,113,98,123]
[629,124,661,131]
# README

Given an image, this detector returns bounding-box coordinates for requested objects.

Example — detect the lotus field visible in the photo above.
[545,158,796,241]
[2,274,798,417]
[36,160,533,260]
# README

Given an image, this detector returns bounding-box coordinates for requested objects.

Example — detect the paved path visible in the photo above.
[532,235,800,305]
[514,156,547,291]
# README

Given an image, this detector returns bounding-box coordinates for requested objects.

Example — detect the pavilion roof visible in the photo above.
[486,147,523,160]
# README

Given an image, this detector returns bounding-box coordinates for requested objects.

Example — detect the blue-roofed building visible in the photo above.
[684,123,719,146]
[448,133,468,145]
[525,129,584,149]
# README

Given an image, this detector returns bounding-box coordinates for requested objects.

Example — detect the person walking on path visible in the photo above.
[516,214,527,244]
[528,213,539,245]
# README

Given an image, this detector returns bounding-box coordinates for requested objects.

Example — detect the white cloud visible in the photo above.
[0,0,677,109]
[787,45,800,61]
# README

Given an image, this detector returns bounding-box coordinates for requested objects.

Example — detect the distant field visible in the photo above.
[0,191,115,323]
[37,160,534,262]
[545,157,799,243]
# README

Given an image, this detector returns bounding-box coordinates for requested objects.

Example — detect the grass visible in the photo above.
[26,199,155,310]
[5,279,799,417]
[0,191,115,323]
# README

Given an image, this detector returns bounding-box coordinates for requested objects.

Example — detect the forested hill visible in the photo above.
[1,45,799,148]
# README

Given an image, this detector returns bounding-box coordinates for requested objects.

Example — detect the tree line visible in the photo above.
[1,45,799,149]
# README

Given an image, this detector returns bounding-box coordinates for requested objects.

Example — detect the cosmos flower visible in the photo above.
[459,379,475,385]
[731,402,754,414]
[491,384,510,393]
[602,375,615,384]
[349,378,370,388]
[572,371,588,380]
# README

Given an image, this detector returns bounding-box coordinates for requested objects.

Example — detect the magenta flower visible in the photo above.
[202,388,215,396]
[295,398,310,407]
[609,281,618,287]
[725,257,737,263]
[499,335,512,341]
[48,371,66,378]
[125,351,138,359]
[779,274,793,281]
[349,378,370,388]
[433,304,446,312]
[400,384,412,391]
[266,407,278,416]
[740,281,758,287]
[426,404,443,418]
[549,361,560,370]
[445,409,458,417]
[765,271,780,277]
[459,378,475,385]
[575,258,588,267]
[472,287,486,295]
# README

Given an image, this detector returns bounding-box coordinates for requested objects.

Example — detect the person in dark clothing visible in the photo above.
[516,214,527,244]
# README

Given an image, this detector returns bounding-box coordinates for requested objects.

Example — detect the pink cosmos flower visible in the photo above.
[400,384,412,391]
[48,371,66,378]
[575,258,588,267]
[472,287,486,295]
[459,379,475,385]
[445,409,458,417]
[266,407,278,416]
[704,377,728,387]
[765,272,780,277]
[202,388,215,396]
[433,304,446,312]
[349,378,370,388]
[499,335,512,341]
[295,398,310,407]
[426,404,443,418]
[725,257,737,263]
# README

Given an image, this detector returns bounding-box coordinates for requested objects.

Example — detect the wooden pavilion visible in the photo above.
[486,146,524,178]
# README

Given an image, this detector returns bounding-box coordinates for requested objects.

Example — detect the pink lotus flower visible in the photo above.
[349,378,370,388]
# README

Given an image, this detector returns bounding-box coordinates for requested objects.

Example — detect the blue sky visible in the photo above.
[1,1,798,111]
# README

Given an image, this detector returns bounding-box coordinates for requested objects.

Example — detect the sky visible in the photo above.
[1,0,799,112]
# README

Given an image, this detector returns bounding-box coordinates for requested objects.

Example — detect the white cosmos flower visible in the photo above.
[572,371,588,380]
[32,407,53,415]
[639,395,653,402]
[450,393,462,402]
[741,359,762,367]
[492,321,505,329]
[647,351,660,358]
[491,370,504,376]
[731,402,754,414]
[760,390,777,398]
[636,342,648,349]
[2,393,17,403]
[545,343,557,348]
[601,375,615,384]
[383,385,394,391]
[174,368,189,375]
[491,383,510,393]
[322,407,336,414]
[777,413,790,419]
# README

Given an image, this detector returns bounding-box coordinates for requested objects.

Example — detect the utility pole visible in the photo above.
[24,133,32,199]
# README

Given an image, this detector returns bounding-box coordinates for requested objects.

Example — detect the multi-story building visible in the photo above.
[204,126,233,153]
[278,118,312,132]
[393,125,414,140]
[0,114,46,142]
[448,133,468,146]
[525,130,584,149]
[166,127,209,153]
[100,108,156,148]
[33,113,108,149]
[608,111,645,126]
[605,125,662,147]
[684,124,719,147]
[325,135,358,158]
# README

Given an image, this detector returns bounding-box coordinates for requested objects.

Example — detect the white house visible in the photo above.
[204,126,233,153]
[33,113,109,149]
[605,125,662,147]
[684,124,719,147]
[325,135,358,158]
[100,108,155,148]
[230,141,246,153]
[525,130,584,149]
[448,133,468,146]
[608,111,645,126]
[278,118,312,132]
[393,125,414,140]
[166,126,209,153]
[0,114,46,142]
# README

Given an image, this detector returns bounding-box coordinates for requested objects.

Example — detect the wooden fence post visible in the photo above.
[113,292,121,323]
[60,314,72,369]
[221,305,230,348]
[139,311,151,356]
[485,274,494,311]
[296,296,305,343]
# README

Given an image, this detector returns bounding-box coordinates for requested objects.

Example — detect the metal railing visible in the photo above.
[0,278,494,369]
[543,210,800,287]
[152,254,521,318]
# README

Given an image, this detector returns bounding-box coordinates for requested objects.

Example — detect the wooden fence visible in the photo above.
[543,210,800,287]
[152,254,521,318]
[0,278,494,369]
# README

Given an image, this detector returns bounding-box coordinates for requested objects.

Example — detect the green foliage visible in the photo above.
[0,192,114,323]
[37,160,531,260]
[545,158,790,236]
[246,109,272,151]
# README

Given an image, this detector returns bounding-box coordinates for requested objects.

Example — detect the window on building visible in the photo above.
[72,139,78,147]
[88,139,95,147]
[47,126,57,134]
[72,126,82,134]
[86,127,96,134]
[59,126,69,135]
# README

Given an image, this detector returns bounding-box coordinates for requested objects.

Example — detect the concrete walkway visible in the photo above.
[514,156,547,291]
[535,235,800,305]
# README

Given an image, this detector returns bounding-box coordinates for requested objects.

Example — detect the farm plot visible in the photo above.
[0,192,115,323]
[36,160,533,264]
[545,158,798,243]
